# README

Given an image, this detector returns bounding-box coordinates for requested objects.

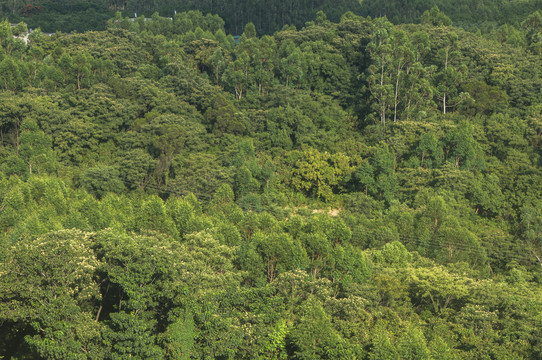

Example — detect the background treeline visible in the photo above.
[0,6,542,360]
[1,0,542,34]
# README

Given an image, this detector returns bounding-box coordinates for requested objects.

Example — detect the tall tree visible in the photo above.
[0,230,103,359]
[366,17,395,126]
[434,31,464,114]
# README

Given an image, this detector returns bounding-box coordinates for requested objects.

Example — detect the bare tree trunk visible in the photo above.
[443,46,449,114]
[394,62,402,122]
[380,60,385,126]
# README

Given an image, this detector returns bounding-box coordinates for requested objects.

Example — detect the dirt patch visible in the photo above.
[312,208,341,216]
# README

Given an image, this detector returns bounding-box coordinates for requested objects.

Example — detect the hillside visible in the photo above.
[0,8,541,360]
[2,0,542,34]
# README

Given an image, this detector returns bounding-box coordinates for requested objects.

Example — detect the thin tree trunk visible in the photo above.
[96,283,110,321]
[380,59,385,126]
[443,46,449,114]
[15,122,20,154]
[394,62,402,122]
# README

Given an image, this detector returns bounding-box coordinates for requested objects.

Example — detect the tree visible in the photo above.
[209,47,227,84]
[421,6,452,26]
[522,11,542,54]
[138,195,177,236]
[222,51,250,100]
[443,122,484,170]
[18,118,57,175]
[73,52,93,90]
[469,173,505,216]
[390,30,415,122]
[0,230,103,359]
[434,32,465,114]
[252,35,276,95]
[365,17,395,126]
[254,230,308,282]
[166,195,204,240]
[95,230,186,358]
[519,201,542,266]
[234,165,260,200]
[373,241,412,267]
[301,232,334,278]
[462,80,508,115]
[204,93,245,135]
[372,142,398,203]
[401,31,435,120]
[160,309,196,359]
[288,297,346,359]
[407,266,470,314]
[116,149,156,190]
[278,40,303,87]
[243,22,257,39]
[397,326,431,360]
[352,161,376,195]
[12,21,27,36]
[103,312,164,360]
[79,165,125,199]
[417,132,443,169]
[27,27,43,47]
[370,325,399,360]
[170,152,232,201]
[142,113,207,186]
[0,56,23,91]
[290,147,353,201]
[58,52,74,86]
[0,19,13,48]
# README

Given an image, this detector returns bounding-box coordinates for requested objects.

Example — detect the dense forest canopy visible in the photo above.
[1,0,542,34]
[0,2,542,359]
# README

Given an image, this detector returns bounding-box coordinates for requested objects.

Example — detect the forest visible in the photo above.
[1,0,542,34]
[0,2,541,359]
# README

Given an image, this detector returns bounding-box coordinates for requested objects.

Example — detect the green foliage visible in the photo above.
[398,326,432,360]
[374,241,412,267]
[522,10,542,54]
[443,122,485,170]
[160,309,195,359]
[370,326,399,360]
[288,297,346,359]
[407,266,471,314]
[0,8,541,360]
[205,93,245,135]
[416,132,444,169]
[104,312,164,359]
[0,230,103,359]
[0,56,23,91]
[290,147,353,200]
[79,165,125,199]
[422,6,453,27]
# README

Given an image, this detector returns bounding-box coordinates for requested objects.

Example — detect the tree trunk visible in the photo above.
[394,62,402,122]
[380,60,385,126]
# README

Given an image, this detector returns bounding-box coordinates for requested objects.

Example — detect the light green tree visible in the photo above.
[290,147,353,201]
[0,230,103,359]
